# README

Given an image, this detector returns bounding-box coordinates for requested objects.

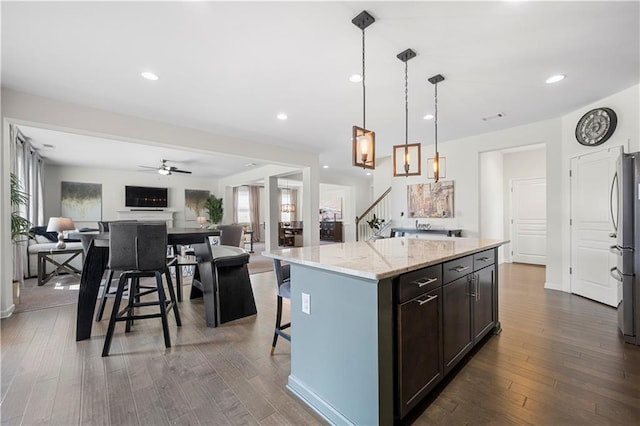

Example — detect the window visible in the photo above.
[237,186,250,224]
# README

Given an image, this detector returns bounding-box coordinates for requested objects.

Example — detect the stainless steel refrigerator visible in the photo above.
[610,151,640,345]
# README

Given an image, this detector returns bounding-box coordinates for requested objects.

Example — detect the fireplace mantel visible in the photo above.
[116,209,176,227]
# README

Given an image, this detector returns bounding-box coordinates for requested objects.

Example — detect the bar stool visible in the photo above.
[271,259,291,355]
[102,222,182,357]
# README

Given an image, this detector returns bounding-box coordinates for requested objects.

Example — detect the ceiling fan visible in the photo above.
[139,159,192,175]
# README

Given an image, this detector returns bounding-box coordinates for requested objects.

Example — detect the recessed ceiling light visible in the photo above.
[545,74,565,84]
[43,143,55,148]
[245,162,256,167]
[366,172,372,176]
[277,113,288,120]
[141,71,159,81]
[423,114,434,120]
[322,165,329,169]
[349,74,362,83]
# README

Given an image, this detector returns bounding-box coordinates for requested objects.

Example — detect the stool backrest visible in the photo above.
[218,225,244,247]
[108,222,167,271]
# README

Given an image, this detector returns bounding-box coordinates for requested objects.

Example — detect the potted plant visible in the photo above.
[10,173,31,300]
[366,213,385,238]
[204,195,223,227]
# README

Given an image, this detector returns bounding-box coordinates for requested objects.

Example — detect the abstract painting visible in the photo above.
[185,189,210,221]
[61,182,102,221]
[407,180,455,218]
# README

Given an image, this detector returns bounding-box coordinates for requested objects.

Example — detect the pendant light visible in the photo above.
[427,74,446,182]
[352,10,376,170]
[281,180,296,213]
[393,48,421,177]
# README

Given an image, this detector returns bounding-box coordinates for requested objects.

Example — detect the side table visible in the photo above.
[37,248,85,286]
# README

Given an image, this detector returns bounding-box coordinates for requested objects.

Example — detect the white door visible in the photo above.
[510,178,547,265]
[570,147,621,307]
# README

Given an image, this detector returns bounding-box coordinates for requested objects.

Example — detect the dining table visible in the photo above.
[71,228,221,341]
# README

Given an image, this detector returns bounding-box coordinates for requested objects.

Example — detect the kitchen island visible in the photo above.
[264,237,506,425]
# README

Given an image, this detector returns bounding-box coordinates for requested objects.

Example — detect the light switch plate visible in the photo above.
[302,292,310,315]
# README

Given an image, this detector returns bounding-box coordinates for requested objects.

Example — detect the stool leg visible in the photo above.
[164,269,182,326]
[102,274,128,357]
[95,270,115,321]
[155,272,171,348]
[125,277,138,333]
[271,295,283,355]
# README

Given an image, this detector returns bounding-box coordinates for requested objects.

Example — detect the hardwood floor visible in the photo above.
[1,263,639,425]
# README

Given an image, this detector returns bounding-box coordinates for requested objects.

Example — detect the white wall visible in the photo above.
[479,151,504,260]
[43,164,221,229]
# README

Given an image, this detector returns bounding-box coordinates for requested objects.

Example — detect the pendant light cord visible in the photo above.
[434,82,438,153]
[362,29,366,129]
[405,60,409,147]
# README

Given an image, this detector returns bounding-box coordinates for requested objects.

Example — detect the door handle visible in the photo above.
[610,171,618,232]
[610,267,623,282]
[467,275,476,298]
[476,274,480,301]
[453,265,470,273]
[414,277,438,287]
[417,294,438,305]
[477,256,491,262]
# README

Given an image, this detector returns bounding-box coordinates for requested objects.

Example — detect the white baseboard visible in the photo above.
[0,303,16,319]
[544,281,562,291]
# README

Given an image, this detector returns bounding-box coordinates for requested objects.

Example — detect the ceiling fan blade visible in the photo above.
[173,169,192,174]
[138,165,158,169]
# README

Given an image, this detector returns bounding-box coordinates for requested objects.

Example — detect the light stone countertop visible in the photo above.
[263,237,507,280]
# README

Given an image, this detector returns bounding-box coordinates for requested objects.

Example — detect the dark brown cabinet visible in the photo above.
[395,248,499,420]
[396,265,443,419]
[473,265,495,341]
[442,275,473,374]
[319,221,342,242]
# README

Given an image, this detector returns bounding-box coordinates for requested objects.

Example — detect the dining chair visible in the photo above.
[218,224,244,247]
[271,259,291,355]
[102,222,182,357]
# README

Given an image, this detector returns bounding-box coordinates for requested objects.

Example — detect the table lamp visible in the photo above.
[46,217,76,249]
[197,216,208,228]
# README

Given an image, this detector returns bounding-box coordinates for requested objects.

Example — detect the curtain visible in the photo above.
[248,185,261,242]
[10,125,45,280]
[232,186,239,223]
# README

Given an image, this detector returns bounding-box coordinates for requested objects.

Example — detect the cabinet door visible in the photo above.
[397,287,442,419]
[473,265,495,341]
[443,276,473,374]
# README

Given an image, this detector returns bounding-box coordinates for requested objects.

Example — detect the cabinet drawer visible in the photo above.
[397,264,442,303]
[473,249,495,271]
[443,255,473,284]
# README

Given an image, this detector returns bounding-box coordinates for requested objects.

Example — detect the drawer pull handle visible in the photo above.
[415,277,438,287]
[417,294,438,305]
[453,266,470,273]
[478,256,491,262]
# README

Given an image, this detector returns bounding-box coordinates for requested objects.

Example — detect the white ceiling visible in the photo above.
[2,1,638,178]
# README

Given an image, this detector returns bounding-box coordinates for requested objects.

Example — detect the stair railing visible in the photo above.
[355,187,392,241]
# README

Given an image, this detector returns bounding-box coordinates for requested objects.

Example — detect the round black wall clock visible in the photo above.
[575,107,617,146]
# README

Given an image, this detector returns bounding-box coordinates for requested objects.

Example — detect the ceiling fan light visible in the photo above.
[158,168,170,175]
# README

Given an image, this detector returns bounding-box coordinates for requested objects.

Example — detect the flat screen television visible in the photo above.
[125,185,168,208]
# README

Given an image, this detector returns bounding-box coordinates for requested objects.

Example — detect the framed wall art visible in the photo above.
[185,189,210,221]
[407,180,455,218]
[61,181,102,221]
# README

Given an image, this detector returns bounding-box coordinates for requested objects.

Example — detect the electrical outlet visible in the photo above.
[302,292,310,315]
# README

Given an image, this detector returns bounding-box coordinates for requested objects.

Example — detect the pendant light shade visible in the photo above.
[393,48,421,177]
[352,11,376,170]
[427,74,446,182]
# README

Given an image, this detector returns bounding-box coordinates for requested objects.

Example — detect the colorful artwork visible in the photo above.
[185,189,210,221]
[61,182,102,221]
[407,180,455,218]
